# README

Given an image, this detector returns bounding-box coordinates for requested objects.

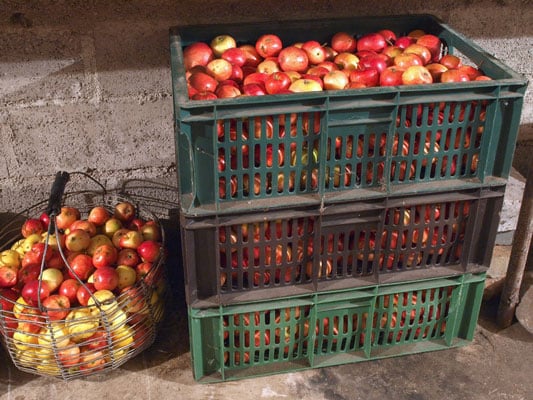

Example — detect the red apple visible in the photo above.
[189,71,218,93]
[92,244,119,269]
[215,82,242,98]
[242,83,267,96]
[85,329,109,351]
[349,68,380,87]
[265,71,292,94]
[137,240,162,263]
[255,33,283,58]
[210,34,237,57]
[306,66,329,78]
[358,54,388,73]
[426,63,448,82]
[92,267,119,291]
[439,54,462,69]
[139,221,161,242]
[135,262,153,282]
[0,266,18,288]
[394,53,424,69]
[441,69,470,83]
[278,46,309,73]
[192,91,217,100]
[57,343,81,368]
[128,217,145,231]
[39,212,51,230]
[79,350,106,373]
[239,44,262,67]
[229,64,244,82]
[395,36,416,49]
[68,254,94,281]
[114,201,136,223]
[317,61,339,72]
[118,230,144,250]
[69,220,97,237]
[221,47,247,67]
[301,40,327,64]
[21,279,50,306]
[380,66,404,86]
[357,33,387,53]
[21,250,41,271]
[76,282,96,306]
[403,44,432,65]
[330,31,357,53]
[416,34,442,62]
[116,248,141,267]
[55,206,80,231]
[42,294,71,320]
[457,65,482,80]
[378,29,397,44]
[182,41,214,70]
[21,218,45,238]
[59,278,82,304]
[17,266,41,291]
[87,206,111,226]
[15,306,43,333]
[0,288,18,311]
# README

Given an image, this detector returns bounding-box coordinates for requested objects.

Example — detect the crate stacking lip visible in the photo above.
[188,272,486,382]
[170,14,527,217]
[181,187,503,308]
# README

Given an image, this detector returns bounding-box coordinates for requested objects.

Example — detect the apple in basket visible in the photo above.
[87,206,111,226]
[114,201,136,224]
[21,218,45,238]
[137,240,162,263]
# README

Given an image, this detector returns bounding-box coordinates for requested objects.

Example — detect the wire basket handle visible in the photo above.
[46,171,70,218]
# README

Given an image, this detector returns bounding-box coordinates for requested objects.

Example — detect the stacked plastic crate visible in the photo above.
[170,15,527,382]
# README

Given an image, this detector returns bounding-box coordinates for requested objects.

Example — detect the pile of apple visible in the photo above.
[222,287,451,365]
[216,200,469,290]
[183,28,491,100]
[0,201,165,377]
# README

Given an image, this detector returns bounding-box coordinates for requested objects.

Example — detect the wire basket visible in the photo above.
[0,171,167,379]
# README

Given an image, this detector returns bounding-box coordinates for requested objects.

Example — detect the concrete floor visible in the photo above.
[1,235,532,400]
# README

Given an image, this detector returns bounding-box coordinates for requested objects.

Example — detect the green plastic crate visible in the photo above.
[181,187,502,308]
[170,14,527,217]
[188,272,486,382]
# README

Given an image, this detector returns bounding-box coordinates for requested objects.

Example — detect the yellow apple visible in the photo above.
[0,249,21,269]
[116,265,137,290]
[111,324,135,359]
[40,232,60,250]
[21,234,42,253]
[36,359,62,376]
[38,324,70,348]
[13,329,39,350]
[13,297,28,319]
[86,234,113,256]
[289,78,323,92]
[65,308,99,342]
